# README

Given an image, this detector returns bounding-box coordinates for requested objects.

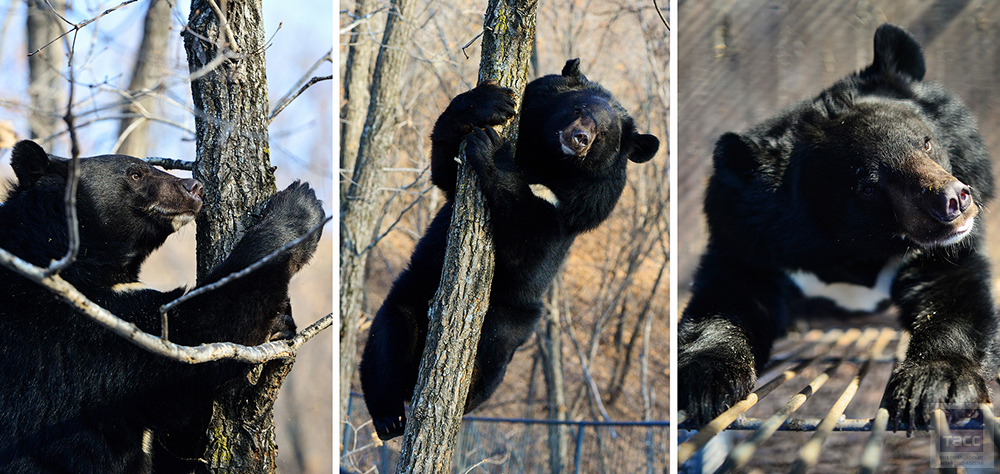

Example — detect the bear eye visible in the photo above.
[859,184,877,197]
[130,171,142,181]
[923,138,933,153]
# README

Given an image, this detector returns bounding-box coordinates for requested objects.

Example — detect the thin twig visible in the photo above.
[145,157,195,170]
[47,29,81,275]
[651,0,669,31]
[268,75,332,123]
[269,48,332,123]
[338,6,390,35]
[28,0,140,57]
[204,0,239,52]
[460,30,485,59]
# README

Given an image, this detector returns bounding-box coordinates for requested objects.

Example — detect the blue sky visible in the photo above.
[0,0,334,209]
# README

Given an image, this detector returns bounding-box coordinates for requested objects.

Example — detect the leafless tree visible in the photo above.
[26,0,66,145]
[117,0,172,158]
[340,0,420,432]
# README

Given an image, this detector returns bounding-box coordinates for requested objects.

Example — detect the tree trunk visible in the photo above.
[339,0,376,172]
[183,1,282,472]
[117,0,173,157]
[395,0,538,471]
[541,276,570,474]
[339,0,417,430]
[26,0,65,146]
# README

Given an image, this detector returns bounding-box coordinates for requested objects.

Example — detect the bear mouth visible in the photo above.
[907,214,976,248]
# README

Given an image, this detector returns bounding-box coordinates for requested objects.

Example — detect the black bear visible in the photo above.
[679,23,999,432]
[360,59,659,440]
[0,140,324,472]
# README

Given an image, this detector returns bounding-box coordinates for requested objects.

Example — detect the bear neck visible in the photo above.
[0,185,156,287]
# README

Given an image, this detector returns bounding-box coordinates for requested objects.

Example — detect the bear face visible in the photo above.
[360,59,658,440]
[7,141,204,280]
[517,61,658,192]
[679,24,999,432]
[792,99,979,250]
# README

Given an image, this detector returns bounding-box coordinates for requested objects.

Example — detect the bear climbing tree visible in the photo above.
[396,0,538,469]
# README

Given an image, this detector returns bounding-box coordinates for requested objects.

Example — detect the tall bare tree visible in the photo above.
[339,0,376,172]
[183,0,283,471]
[395,0,538,471]
[540,276,570,473]
[26,0,65,145]
[340,0,419,427]
[117,0,173,157]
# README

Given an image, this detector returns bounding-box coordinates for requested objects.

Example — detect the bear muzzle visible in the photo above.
[559,116,596,157]
[888,155,978,247]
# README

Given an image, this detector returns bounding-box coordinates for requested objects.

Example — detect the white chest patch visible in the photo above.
[786,258,903,312]
[530,184,560,207]
[111,282,151,294]
[171,213,195,232]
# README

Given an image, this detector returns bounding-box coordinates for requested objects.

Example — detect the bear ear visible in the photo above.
[713,132,761,182]
[10,140,58,187]
[561,59,582,77]
[870,23,926,81]
[628,133,659,163]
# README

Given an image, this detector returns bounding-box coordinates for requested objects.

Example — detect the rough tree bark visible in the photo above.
[540,276,570,474]
[339,0,417,428]
[26,0,65,144]
[183,1,284,472]
[395,0,538,471]
[339,0,376,172]
[117,0,173,157]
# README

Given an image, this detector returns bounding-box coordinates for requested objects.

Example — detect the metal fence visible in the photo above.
[678,327,1000,472]
[341,394,668,473]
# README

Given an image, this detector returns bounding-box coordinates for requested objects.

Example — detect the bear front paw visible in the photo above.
[678,346,756,426]
[258,181,325,270]
[464,127,506,169]
[372,413,407,441]
[881,358,990,434]
[451,81,518,129]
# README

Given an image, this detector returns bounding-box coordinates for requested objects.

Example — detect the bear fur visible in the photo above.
[678,24,999,431]
[0,140,324,472]
[360,59,659,440]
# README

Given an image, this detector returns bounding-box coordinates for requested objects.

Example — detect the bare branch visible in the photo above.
[47,29,81,275]
[0,246,330,364]
[28,0,140,57]
[268,75,332,123]
[339,6,391,35]
[145,157,195,170]
[204,0,240,52]
[269,48,332,123]
[651,0,669,31]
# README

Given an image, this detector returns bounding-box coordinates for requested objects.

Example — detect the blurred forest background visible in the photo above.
[339,0,669,469]
[678,0,1000,470]
[0,1,333,472]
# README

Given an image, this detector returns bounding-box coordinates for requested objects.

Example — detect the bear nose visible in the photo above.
[933,180,972,222]
[184,179,204,198]
[573,130,591,148]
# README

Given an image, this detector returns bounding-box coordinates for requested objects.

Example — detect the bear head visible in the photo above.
[516,59,659,181]
[710,24,991,257]
[7,140,203,259]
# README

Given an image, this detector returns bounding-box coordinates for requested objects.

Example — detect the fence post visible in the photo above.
[573,424,586,474]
